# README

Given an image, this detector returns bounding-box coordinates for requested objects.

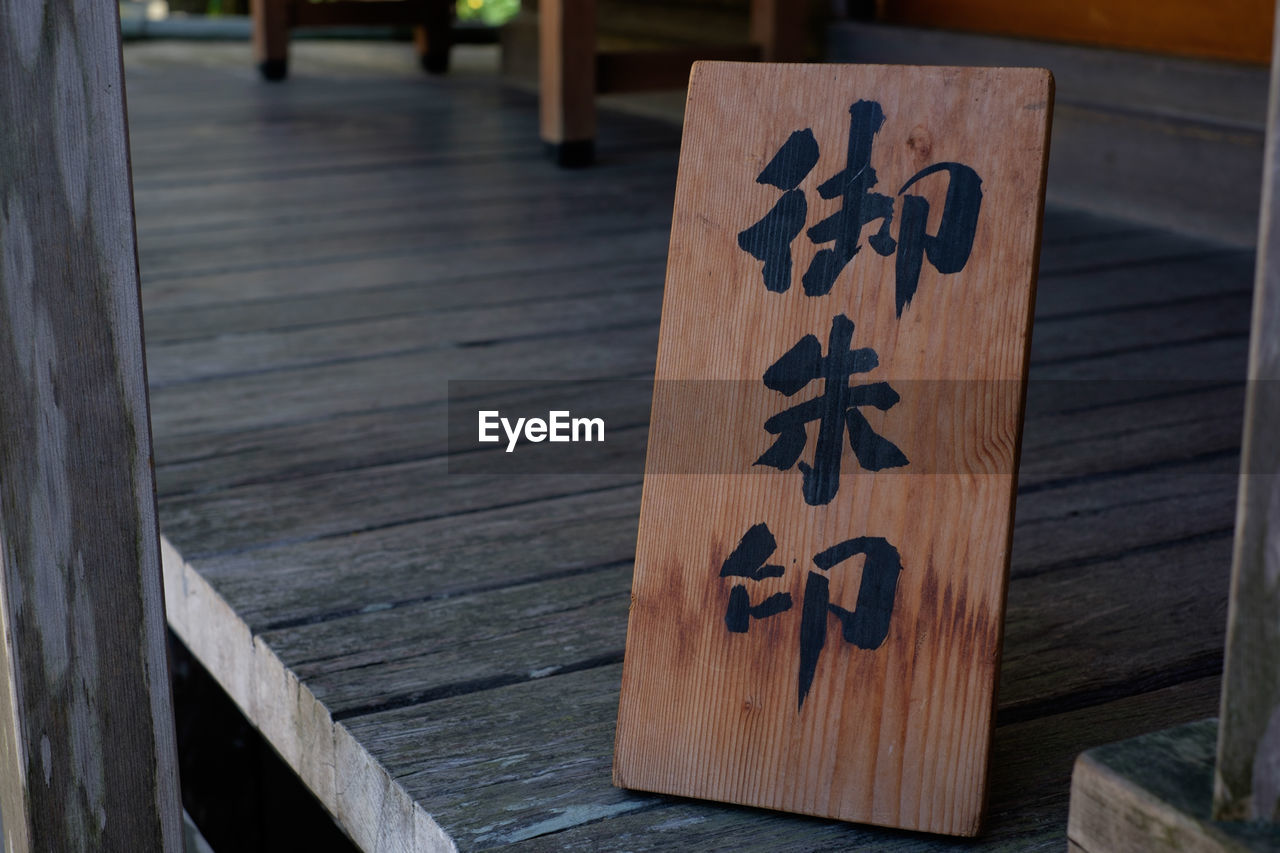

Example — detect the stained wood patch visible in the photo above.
[614,62,1053,836]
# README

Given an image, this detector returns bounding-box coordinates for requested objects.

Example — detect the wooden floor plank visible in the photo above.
[200,485,643,631]
[135,174,676,247]
[138,210,672,282]
[141,249,1251,386]
[1034,250,1253,318]
[148,372,1241,501]
[512,678,1223,851]
[146,288,661,387]
[142,258,666,344]
[340,667,1219,850]
[159,461,638,560]
[149,323,659,438]
[140,225,673,308]
[243,496,1228,726]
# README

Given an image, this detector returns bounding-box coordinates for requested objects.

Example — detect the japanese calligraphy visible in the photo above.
[803,100,897,298]
[735,129,819,294]
[721,94,985,712]
[737,100,985,316]
[754,313,908,505]
[721,522,903,708]
[616,63,1052,830]
[720,522,792,631]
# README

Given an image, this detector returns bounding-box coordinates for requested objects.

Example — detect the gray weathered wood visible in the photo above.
[117,46,1258,851]
[349,669,1221,850]
[0,4,182,850]
[145,288,661,388]
[172,465,1233,727]
[140,258,666,344]
[527,677,1222,851]
[1073,720,1280,852]
[159,459,637,559]
[1215,3,1280,822]
[143,234,673,317]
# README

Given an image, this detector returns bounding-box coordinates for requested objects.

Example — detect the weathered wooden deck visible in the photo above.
[126,42,1249,850]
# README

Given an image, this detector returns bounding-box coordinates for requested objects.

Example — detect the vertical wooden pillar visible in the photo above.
[0,1,183,850]
[1214,1,1280,824]
[750,0,807,61]
[252,0,290,80]
[539,0,596,167]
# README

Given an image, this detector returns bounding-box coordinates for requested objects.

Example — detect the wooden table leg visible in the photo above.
[414,0,453,75]
[539,0,596,167]
[750,0,807,61]
[252,0,290,80]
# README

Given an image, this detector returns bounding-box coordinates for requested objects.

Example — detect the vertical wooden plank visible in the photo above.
[252,0,290,80]
[539,0,596,166]
[1215,1,1280,823]
[0,1,184,850]
[750,0,807,61]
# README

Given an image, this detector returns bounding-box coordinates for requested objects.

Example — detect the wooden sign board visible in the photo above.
[613,62,1053,836]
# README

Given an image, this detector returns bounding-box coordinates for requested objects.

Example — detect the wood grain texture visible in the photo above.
[120,47,1255,850]
[1071,720,1280,853]
[0,4,182,850]
[881,0,1275,65]
[1215,1,1280,823]
[614,62,1053,835]
[159,537,458,853]
[358,668,1221,850]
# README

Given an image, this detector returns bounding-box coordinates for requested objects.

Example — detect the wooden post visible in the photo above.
[252,0,290,80]
[539,0,596,167]
[1215,0,1280,824]
[750,0,807,61]
[414,0,454,75]
[0,1,184,850]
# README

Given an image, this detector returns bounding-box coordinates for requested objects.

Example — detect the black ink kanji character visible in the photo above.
[737,129,820,293]
[720,522,792,633]
[797,536,902,708]
[737,101,985,315]
[801,100,898,298]
[893,162,983,315]
[755,313,908,506]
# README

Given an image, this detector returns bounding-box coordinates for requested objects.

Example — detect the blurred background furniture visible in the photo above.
[535,0,803,165]
[251,0,454,79]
